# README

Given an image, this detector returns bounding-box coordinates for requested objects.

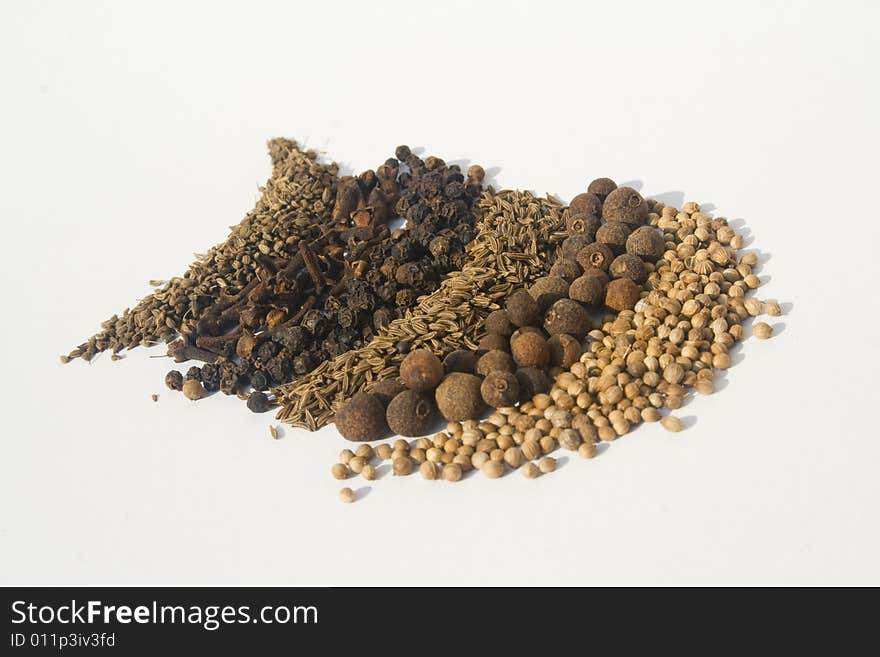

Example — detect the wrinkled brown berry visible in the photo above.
[478,333,510,353]
[369,379,406,407]
[626,225,666,261]
[516,367,551,400]
[510,331,550,368]
[569,274,606,306]
[609,253,648,283]
[476,349,516,376]
[544,299,591,336]
[595,221,632,254]
[165,370,183,391]
[435,373,485,422]
[561,233,596,260]
[570,192,602,217]
[481,371,520,408]
[576,242,614,271]
[602,186,648,225]
[443,350,478,375]
[529,276,570,311]
[587,177,617,201]
[547,334,583,368]
[336,392,389,442]
[566,212,601,237]
[548,258,583,282]
[505,289,541,327]
[605,277,642,312]
[484,309,515,337]
[386,390,435,437]
[399,349,444,392]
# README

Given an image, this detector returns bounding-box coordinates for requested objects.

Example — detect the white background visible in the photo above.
[2,1,878,586]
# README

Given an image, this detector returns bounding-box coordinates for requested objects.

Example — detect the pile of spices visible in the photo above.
[160,146,486,409]
[63,139,339,363]
[275,189,568,430]
[324,182,783,498]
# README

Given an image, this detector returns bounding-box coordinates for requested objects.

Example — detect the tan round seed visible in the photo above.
[443,463,463,482]
[522,462,540,479]
[522,439,541,461]
[753,322,773,339]
[355,444,373,460]
[348,456,366,474]
[331,463,349,480]
[578,442,596,459]
[471,451,490,469]
[392,457,413,476]
[420,461,437,480]
[361,464,377,481]
[339,487,355,504]
[538,457,557,474]
[374,444,392,460]
[765,301,782,316]
[481,460,505,479]
[338,449,354,465]
[504,447,522,469]
[661,415,683,432]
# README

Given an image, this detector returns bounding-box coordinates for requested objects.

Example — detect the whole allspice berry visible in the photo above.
[561,232,596,260]
[443,349,478,374]
[569,274,606,306]
[587,177,617,201]
[510,331,550,368]
[369,379,406,407]
[182,379,205,401]
[529,276,570,311]
[602,187,648,225]
[626,226,666,260]
[335,392,389,442]
[548,258,583,283]
[476,349,516,376]
[609,253,648,284]
[570,192,602,217]
[386,390,435,437]
[481,371,521,408]
[547,334,583,368]
[605,277,642,312]
[478,333,510,354]
[544,299,591,337]
[576,242,615,272]
[516,367,551,400]
[435,372,486,422]
[505,289,541,327]
[399,349,444,392]
[484,309,515,337]
[595,221,632,254]
[566,212,601,237]
[753,322,773,339]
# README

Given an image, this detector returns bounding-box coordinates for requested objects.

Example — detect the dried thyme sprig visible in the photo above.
[275,190,568,430]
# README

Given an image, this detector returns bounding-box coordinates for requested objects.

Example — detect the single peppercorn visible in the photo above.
[605,277,642,312]
[566,212,601,237]
[443,349,478,374]
[510,331,550,368]
[544,299,591,337]
[568,274,606,306]
[164,370,183,391]
[399,349,444,392]
[369,379,407,408]
[595,221,632,254]
[609,253,648,283]
[477,333,510,354]
[561,233,596,260]
[626,225,666,260]
[435,372,485,422]
[602,186,648,225]
[587,177,617,201]
[484,309,515,337]
[576,242,614,272]
[246,391,272,413]
[570,192,602,217]
[481,371,520,408]
[529,276,570,311]
[516,367,551,401]
[476,349,516,376]
[548,258,583,283]
[547,334,582,368]
[505,289,541,327]
[386,390,435,437]
[336,392,389,441]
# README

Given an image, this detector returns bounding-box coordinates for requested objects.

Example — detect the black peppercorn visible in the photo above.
[247,391,272,414]
[165,370,183,391]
